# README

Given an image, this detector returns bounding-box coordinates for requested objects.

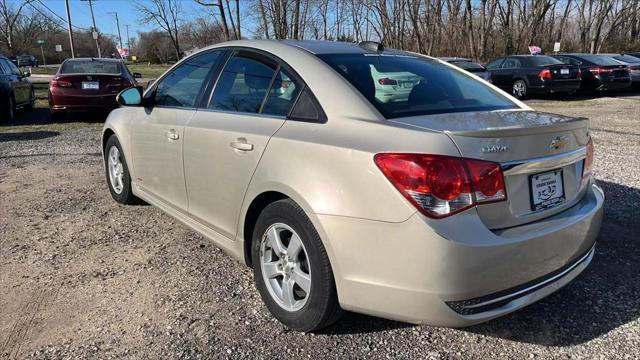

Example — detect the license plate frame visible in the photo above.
[82,81,99,90]
[560,68,570,75]
[529,169,565,211]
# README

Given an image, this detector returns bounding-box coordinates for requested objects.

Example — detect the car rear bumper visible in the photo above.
[49,92,119,112]
[532,79,581,94]
[596,78,631,91]
[315,181,603,327]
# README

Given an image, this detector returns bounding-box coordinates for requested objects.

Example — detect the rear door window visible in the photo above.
[500,58,521,69]
[261,68,302,116]
[485,58,504,70]
[209,55,276,114]
[318,53,517,119]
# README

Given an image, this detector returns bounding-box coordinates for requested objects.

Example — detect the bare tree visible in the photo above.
[138,0,182,59]
[0,0,30,56]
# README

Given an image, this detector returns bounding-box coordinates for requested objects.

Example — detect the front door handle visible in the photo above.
[165,129,179,141]
[230,139,254,151]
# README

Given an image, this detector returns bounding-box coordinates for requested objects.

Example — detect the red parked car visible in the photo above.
[48,58,141,120]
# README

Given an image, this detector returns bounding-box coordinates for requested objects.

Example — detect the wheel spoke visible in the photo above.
[281,278,296,307]
[266,227,286,254]
[262,261,280,279]
[291,268,311,293]
[286,232,303,259]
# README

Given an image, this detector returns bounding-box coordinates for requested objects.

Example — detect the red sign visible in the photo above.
[117,47,130,57]
[528,45,542,55]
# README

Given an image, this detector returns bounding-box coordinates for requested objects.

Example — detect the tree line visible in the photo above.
[2,0,639,64]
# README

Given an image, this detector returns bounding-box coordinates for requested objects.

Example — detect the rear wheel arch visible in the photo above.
[243,191,289,266]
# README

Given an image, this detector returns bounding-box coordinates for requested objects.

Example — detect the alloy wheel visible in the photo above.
[259,223,312,312]
[512,81,526,98]
[107,145,125,194]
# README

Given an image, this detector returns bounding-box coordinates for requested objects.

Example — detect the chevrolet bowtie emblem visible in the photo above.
[550,135,569,150]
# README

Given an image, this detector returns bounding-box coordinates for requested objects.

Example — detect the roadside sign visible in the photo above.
[553,42,561,53]
[117,47,130,57]
[528,45,542,55]
[55,44,62,52]
[131,55,137,61]
[36,39,45,45]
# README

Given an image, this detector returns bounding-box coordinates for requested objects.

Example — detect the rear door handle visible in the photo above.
[165,129,179,141]
[230,139,254,151]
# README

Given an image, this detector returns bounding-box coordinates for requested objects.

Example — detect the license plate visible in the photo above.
[560,68,570,75]
[82,81,99,90]
[530,169,565,211]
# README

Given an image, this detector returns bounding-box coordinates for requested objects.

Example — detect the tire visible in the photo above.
[25,87,35,109]
[252,199,343,332]
[104,135,141,205]
[2,94,16,122]
[512,79,528,99]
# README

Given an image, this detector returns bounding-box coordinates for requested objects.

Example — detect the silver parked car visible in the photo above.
[103,40,603,332]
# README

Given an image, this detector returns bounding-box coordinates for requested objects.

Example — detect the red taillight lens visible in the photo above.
[583,138,594,177]
[589,67,612,75]
[539,68,552,80]
[107,79,133,89]
[51,78,72,87]
[378,77,398,85]
[374,154,506,219]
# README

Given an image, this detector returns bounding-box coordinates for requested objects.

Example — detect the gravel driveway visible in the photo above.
[1,95,639,359]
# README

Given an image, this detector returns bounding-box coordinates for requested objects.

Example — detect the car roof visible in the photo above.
[63,57,123,62]
[203,39,410,56]
[439,57,472,62]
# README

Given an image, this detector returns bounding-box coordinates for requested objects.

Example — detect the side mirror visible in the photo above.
[133,72,142,79]
[117,86,143,106]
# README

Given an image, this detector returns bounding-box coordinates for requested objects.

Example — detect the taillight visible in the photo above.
[583,138,594,177]
[589,67,612,75]
[378,77,398,85]
[51,78,72,87]
[630,66,640,73]
[107,79,133,88]
[539,68,552,80]
[374,154,507,219]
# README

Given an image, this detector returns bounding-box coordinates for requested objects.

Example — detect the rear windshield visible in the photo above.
[318,53,517,119]
[575,55,620,66]
[523,56,564,66]
[60,60,122,74]
[613,55,640,64]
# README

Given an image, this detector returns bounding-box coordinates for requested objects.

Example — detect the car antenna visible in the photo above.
[359,41,384,52]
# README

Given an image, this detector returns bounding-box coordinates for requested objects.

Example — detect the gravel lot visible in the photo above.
[1,94,639,359]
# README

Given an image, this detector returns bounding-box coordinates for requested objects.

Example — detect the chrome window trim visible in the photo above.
[501,146,587,175]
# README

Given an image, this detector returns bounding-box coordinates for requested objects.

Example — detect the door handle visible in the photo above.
[165,129,179,141]
[230,139,254,151]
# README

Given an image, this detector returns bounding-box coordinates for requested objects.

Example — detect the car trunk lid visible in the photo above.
[545,64,580,80]
[391,109,591,229]
[52,74,132,93]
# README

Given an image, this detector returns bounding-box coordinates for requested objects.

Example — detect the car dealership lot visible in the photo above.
[1,95,639,358]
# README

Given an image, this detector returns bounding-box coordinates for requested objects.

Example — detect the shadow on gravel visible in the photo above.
[319,312,411,335]
[526,88,640,102]
[0,131,60,142]
[465,180,639,346]
[1,107,109,127]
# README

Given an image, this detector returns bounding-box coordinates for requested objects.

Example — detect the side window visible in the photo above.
[485,58,503,70]
[500,58,519,69]
[209,55,276,113]
[154,51,221,108]
[289,87,326,122]
[261,68,302,116]
[5,60,21,75]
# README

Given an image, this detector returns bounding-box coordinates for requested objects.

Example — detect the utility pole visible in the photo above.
[81,0,101,58]
[125,24,130,50]
[108,12,123,50]
[64,0,75,58]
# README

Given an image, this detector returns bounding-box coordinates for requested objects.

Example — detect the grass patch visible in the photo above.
[30,63,171,79]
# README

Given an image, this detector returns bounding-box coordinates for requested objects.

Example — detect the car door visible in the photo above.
[130,50,224,212]
[493,57,520,89]
[183,50,302,239]
[0,59,26,104]
[485,57,504,85]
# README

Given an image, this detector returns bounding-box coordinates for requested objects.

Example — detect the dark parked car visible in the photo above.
[17,54,38,67]
[625,52,640,60]
[552,54,631,92]
[439,57,489,80]
[607,54,640,87]
[0,55,35,121]
[484,55,581,99]
[49,58,141,120]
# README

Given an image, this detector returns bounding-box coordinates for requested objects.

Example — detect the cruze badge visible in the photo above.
[481,144,508,153]
[549,135,569,150]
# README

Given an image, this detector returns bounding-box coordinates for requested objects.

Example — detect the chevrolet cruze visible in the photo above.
[102,40,604,332]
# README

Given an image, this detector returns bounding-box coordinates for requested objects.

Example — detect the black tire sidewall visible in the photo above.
[104,135,135,204]
[252,199,340,332]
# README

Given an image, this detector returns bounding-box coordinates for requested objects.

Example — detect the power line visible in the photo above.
[34,0,90,31]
